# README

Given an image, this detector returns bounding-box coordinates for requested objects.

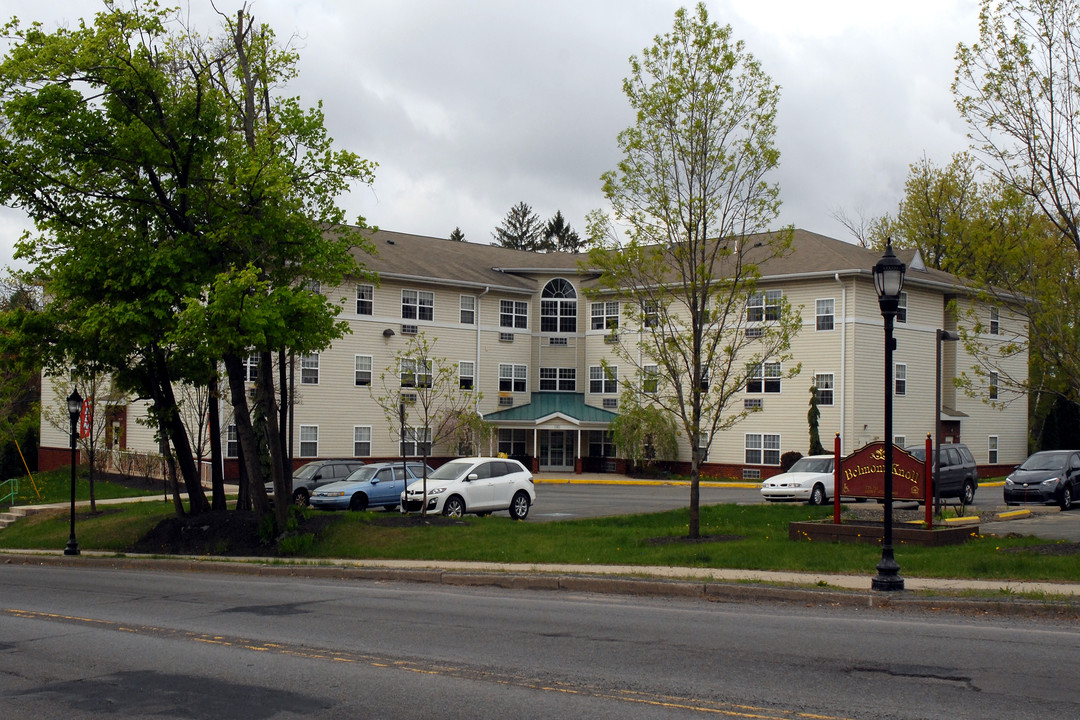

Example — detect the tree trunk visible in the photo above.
[278,349,291,496]
[223,352,270,518]
[207,373,227,511]
[149,348,210,514]
[258,350,288,529]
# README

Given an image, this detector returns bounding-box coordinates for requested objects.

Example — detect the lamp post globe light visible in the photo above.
[872,240,906,592]
[65,387,82,556]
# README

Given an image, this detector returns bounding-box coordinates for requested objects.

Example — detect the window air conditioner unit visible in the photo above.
[402,324,418,335]
[499,332,514,342]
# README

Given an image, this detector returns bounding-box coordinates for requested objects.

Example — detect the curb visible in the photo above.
[4,552,1079,620]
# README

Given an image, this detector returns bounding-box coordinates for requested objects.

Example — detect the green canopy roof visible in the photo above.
[482,393,618,425]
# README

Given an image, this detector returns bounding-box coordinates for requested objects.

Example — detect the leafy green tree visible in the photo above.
[542,211,584,253]
[587,3,799,538]
[608,398,679,475]
[492,201,544,251]
[449,227,466,242]
[372,333,488,516]
[0,4,374,525]
[953,0,1080,412]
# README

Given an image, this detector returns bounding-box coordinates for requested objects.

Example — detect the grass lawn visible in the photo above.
[2,497,1079,584]
[1,466,160,512]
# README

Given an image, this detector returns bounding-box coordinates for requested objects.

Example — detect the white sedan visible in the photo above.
[760,455,836,505]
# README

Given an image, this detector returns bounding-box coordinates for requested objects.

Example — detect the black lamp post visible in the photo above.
[65,388,82,556]
[872,240,905,592]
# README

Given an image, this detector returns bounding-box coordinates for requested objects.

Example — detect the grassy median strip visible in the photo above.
[2,497,1079,583]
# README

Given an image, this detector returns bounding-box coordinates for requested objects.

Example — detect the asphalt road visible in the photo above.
[3,564,1078,720]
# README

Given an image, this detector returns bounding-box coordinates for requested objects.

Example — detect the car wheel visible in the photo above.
[961,480,975,505]
[1060,486,1073,511]
[509,491,531,520]
[292,489,309,507]
[808,484,826,506]
[349,493,369,511]
[443,496,465,518]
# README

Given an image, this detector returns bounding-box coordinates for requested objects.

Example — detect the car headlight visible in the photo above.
[1005,478,1014,486]
[428,487,446,495]
[321,491,345,497]
[1042,477,1061,487]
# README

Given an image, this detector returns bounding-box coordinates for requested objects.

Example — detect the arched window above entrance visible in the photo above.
[541,278,577,333]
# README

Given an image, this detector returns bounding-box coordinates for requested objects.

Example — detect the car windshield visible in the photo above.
[344,466,379,482]
[789,457,832,473]
[293,463,321,480]
[907,448,926,462]
[1020,453,1069,471]
[426,460,474,482]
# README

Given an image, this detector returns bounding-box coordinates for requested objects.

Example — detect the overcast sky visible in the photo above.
[0,0,981,271]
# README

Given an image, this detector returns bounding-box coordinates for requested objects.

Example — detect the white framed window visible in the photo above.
[244,355,259,382]
[814,373,834,406]
[745,433,780,465]
[643,364,659,393]
[988,435,999,464]
[540,367,575,391]
[301,354,320,385]
[698,431,711,462]
[894,435,906,448]
[642,300,660,328]
[353,426,372,457]
[590,301,620,330]
[816,298,835,331]
[402,289,434,321]
[459,361,475,390]
[747,289,782,322]
[401,426,432,456]
[540,278,577,333]
[746,362,782,393]
[589,430,616,458]
[499,363,527,392]
[500,299,528,329]
[400,358,433,388]
[989,306,1000,335]
[299,425,319,457]
[460,295,475,325]
[354,355,372,386]
[895,363,907,396]
[307,280,321,294]
[356,284,373,315]
[226,424,238,458]
[589,365,618,394]
[896,291,908,324]
[989,371,999,400]
[498,428,527,456]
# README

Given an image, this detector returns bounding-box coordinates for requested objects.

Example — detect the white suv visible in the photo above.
[401,457,535,519]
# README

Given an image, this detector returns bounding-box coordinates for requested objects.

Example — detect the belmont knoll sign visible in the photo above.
[840,441,924,501]
[788,436,975,545]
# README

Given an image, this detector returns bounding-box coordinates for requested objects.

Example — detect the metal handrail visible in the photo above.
[0,477,16,508]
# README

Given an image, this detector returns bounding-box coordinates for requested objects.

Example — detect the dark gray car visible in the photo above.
[1004,450,1080,510]
[905,443,979,504]
[266,459,366,507]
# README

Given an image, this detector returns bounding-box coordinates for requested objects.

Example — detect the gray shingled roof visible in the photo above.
[345,227,975,294]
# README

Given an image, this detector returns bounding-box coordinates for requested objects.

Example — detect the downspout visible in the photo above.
[476,287,490,452]
[475,287,490,415]
[834,273,847,455]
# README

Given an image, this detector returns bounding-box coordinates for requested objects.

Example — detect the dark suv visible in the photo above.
[905,443,979,504]
[265,459,365,506]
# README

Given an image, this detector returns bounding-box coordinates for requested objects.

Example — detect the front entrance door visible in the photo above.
[540,430,575,471]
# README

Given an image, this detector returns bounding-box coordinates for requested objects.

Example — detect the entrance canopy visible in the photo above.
[483,392,619,426]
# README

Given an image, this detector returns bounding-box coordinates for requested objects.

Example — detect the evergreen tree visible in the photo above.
[449,227,466,242]
[543,211,584,253]
[491,202,544,251]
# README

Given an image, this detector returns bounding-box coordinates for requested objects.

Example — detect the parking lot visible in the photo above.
[528,474,1080,542]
